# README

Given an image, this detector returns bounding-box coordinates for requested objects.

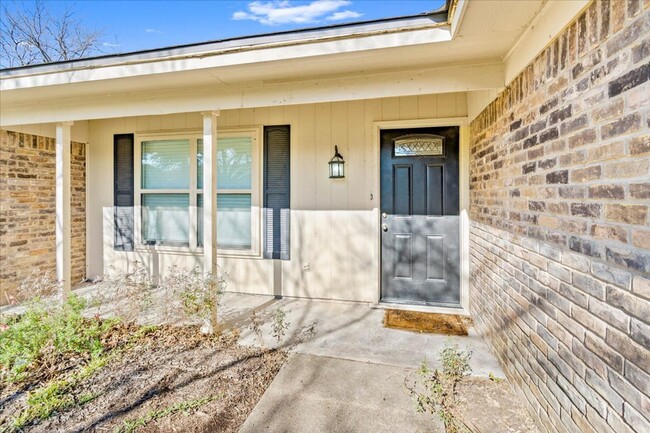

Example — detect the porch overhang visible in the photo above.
[0,0,590,126]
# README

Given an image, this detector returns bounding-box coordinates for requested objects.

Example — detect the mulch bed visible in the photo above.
[0,324,287,433]
[456,377,539,433]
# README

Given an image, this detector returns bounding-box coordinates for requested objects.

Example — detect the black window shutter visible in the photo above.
[114,134,134,251]
[263,125,290,260]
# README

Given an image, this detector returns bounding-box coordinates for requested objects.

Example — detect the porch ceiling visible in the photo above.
[0,0,547,126]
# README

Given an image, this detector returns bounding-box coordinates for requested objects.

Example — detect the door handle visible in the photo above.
[382,223,388,232]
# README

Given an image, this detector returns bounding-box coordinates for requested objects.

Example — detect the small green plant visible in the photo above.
[488,372,503,383]
[271,307,290,343]
[113,395,220,433]
[10,352,109,429]
[0,292,114,383]
[406,341,473,433]
[248,310,266,346]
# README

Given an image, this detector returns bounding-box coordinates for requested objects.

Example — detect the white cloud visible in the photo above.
[145,28,162,34]
[102,42,120,47]
[233,0,360,26]
[326,10,362,21]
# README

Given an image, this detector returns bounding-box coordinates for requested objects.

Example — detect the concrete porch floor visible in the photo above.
[219,293,504,376]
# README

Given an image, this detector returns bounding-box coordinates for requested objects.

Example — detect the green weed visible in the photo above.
[407,341,473,433]
[113,395,220,433]
[0,294,115,383]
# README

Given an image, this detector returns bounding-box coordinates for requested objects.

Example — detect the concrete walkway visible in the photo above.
[217,294,503,433]
[239,353,442,433]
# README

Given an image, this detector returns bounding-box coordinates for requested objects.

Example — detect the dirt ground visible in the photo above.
[456,377,539,433]
[0,325,286,433]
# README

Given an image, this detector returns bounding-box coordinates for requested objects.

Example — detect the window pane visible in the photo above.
[218,137,252,189]
[197,194,251,250]
[218,194,252,250]
[142,194,189,246]
[198,137,253,190]
[197,193,203,247]
[142,139,190,189]
[197,139,204,189]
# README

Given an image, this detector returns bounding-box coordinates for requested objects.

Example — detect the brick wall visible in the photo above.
[469,2,649,433]
[0,130,86,304]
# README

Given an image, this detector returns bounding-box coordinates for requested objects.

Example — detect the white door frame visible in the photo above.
[372,117,470,315]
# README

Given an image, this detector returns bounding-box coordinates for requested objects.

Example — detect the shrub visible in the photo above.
[163,266,226,332]
[0,293,114,384]
[94,261,156,322]
[407,341,473,433]
[271,307,290,343]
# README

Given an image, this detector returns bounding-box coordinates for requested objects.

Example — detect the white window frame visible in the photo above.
[133,127,262,258]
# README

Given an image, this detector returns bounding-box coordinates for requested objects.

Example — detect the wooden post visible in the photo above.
[56,122,73,295]
[202,111,219,330]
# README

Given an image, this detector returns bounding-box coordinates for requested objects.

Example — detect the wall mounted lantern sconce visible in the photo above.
[328,145,345,179]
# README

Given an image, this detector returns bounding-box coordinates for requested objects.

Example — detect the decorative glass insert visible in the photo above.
[393,134,445,157]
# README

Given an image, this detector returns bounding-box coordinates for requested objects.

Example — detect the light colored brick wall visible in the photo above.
[0,130,86,304]
[469,2,649,433]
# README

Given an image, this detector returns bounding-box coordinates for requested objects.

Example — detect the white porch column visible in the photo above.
[202,111,219,275]
[56,122,73,293]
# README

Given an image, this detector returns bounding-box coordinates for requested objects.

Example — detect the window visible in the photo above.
[135,129,261,255]
[139,138,192,246]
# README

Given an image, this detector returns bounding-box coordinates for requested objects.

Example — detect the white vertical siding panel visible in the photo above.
[136,116,149,132]
[172,113,186,130]
[346,100,369,301]
[417,94,438,118]
[268,106,284,125]
[185,112,201,129]
[329,101,349,300]
[280,104,303,297]
[298,104,316,211]
[456,92,468,116]
[159,114,175,130]
[436,93,458,118]
[363,98,382,301]
[381,97,400,121]
[148,115,161,131]
[308,103,335,297]
[239,108,255,126]
[253,107,269,125]
[398,96,418,120]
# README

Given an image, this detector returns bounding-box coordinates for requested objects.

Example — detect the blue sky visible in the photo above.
[3,1,445,54]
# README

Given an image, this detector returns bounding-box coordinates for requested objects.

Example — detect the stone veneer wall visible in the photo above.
[0,130,86,304]
[469,2,649,433]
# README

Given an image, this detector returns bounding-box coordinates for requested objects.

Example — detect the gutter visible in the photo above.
[1,12,450,80]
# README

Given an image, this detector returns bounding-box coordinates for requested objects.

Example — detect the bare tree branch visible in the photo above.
[0,0,106,68]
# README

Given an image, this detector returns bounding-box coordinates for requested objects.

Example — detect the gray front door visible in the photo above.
[380,127,460,306]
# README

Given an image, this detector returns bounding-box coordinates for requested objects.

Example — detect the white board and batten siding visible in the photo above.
[87,93,468,303]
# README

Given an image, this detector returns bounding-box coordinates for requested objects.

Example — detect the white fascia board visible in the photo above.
[449,0,468,38]
[0,63,504,126]
[0,27,451,91]
[503,0,590,84]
